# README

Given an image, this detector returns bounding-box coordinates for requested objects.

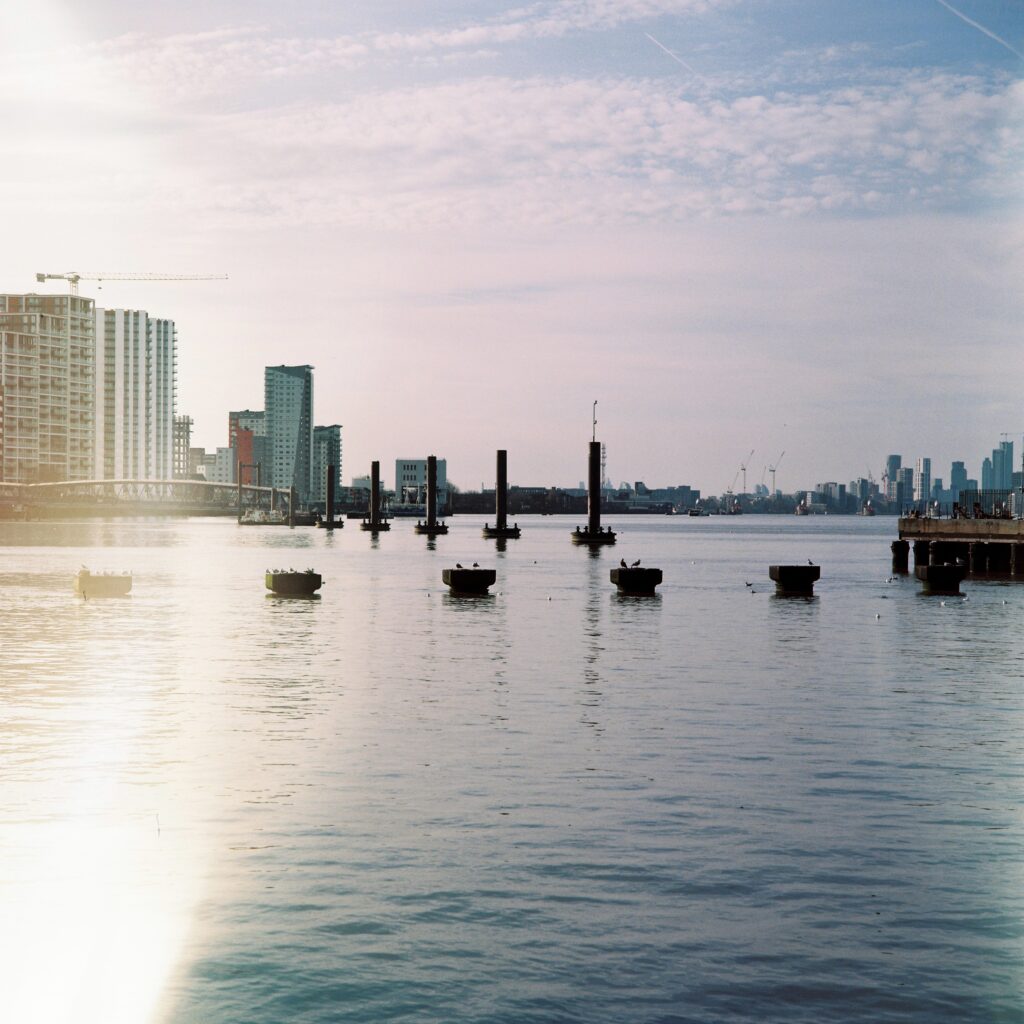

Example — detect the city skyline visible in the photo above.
[0,1,1020,491]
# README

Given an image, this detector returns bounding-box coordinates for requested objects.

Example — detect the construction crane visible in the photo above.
[35,271,228,295]
[739,449,755,495]
[768,451,785,495]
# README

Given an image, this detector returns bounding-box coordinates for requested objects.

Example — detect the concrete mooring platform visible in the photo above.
[769,564,820,596]
[610,567,662,595]
[442,568,496,595]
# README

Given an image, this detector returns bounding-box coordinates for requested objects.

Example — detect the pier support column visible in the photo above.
[1014,544,1024,576]
[891,540,909,574]
[929,541,944,566]
[288,487,296,528]
[912,540,929,569]
[968,543,986,574]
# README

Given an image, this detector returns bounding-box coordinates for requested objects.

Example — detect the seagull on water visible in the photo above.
[745,581,753,587]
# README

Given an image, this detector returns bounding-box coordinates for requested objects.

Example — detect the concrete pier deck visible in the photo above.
[899,517,1024,576]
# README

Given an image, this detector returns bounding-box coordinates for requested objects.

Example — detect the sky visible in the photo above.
[0,0,1021,493]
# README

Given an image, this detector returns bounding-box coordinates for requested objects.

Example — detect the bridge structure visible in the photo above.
[0,479,295,518]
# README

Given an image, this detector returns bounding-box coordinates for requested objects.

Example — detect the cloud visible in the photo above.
[64,0,732,101]
[166,71,1021,228]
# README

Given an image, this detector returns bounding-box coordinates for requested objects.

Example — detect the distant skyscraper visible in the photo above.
[914,457,931,505]
[311,424,342,506]
[950,461,967,499]
[265,365,313,501]
[982,457,993,490]
[0,292,95,483]
[994,440,1014,490]
[94,308,177,480]
[885,454,901,490]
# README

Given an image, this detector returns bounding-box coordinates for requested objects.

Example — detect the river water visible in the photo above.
[1,515,1022,1023]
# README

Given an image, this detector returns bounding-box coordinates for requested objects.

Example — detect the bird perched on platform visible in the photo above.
[631,559,641,567]
[620,559,627,568]
[456,563,464,569]
[472,562,479,568]
[807,559,814,565]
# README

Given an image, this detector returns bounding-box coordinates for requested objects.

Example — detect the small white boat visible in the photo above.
[240,509,286,525]
[75,569,132,598]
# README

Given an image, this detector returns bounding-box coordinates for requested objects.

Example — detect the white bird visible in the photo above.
[940,600,946,607]
[875,613,880,619]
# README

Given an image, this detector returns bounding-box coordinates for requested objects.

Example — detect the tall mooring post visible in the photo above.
[415,453,449,535]
[361,460,390,531]
[572,434,615,545]
[496,449,507,529]
[288,486,296,528]
[325,464,336,529]
[483,448,521,539]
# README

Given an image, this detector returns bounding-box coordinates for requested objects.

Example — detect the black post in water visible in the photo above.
[496,449,508,530]
[427,455,437,528]
[483,448,521,539]
[237,462,243,524]
[415,454,449,535]
[362,460,390,531]
[588,440,601,535]
[288,486,296,528]
[325,464,336,529]
[572,437,615,545]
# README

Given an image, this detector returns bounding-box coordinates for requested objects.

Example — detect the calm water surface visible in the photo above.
[1,515,1022,1023]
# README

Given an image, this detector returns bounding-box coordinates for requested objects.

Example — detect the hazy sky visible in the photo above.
[1,0,1021,492]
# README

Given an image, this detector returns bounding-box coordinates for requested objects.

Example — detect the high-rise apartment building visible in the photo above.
[0,293,95,483]
[265,365,313,501]
[229,409,266,485]
[885,454,901,490]
[93,308,177,480]
[311,424,342,506]
[173,414,193,478]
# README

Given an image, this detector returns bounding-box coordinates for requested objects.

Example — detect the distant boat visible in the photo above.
[75,569,132,598]
[240,509,286,525]
[858,503,876,517]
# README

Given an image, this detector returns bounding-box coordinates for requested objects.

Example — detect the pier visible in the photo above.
[899,516,1024,576]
